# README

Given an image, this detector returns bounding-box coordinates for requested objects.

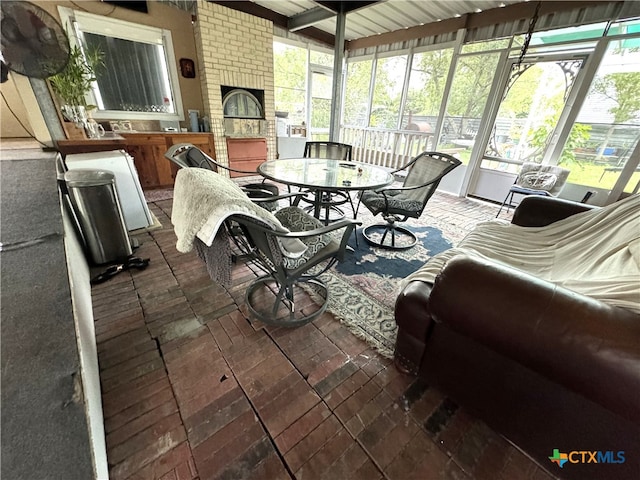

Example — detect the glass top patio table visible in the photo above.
[258,158,394,221]
[258,158,393,193]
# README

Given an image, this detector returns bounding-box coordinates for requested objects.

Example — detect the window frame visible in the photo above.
[58,7,184,121]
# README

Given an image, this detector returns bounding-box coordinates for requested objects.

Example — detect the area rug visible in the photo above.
[149,185,469,358]
[321,223,457,358]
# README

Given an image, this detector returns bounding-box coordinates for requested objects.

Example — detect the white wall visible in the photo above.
[62,204,109,480]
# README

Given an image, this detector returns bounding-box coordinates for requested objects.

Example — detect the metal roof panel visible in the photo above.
[253,0,523,40]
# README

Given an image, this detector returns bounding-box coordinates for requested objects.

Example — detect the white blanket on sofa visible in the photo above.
[403,194,640,314]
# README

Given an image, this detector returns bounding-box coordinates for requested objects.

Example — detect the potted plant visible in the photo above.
[49,44,103,138]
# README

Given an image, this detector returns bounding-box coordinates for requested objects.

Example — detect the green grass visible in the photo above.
[445,147,639,192]
[565,162,640,192]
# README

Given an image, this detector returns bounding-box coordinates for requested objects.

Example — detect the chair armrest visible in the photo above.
[429,255,640,423]
[376,178,438,195]
[237,215,360,240]
[220,163,262,176]
[280,218,361,259]
[247,191,302,204]
[511,196,596,227]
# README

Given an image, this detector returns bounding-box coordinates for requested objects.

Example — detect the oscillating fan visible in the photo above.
[0,1,70,82]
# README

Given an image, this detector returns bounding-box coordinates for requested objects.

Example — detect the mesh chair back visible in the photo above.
[165,144,217,171]
[184,147,218,171]
[304,141,352,161]
[515,162,570,196]
[402,152,461,203]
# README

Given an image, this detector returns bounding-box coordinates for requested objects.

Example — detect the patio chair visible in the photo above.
[233,208,360,326]
[304,141,353,161]
[358,151,461,249]
[496,162,570,217]
[172,167,360,327]
[165,143,282,210]
[297,141,354,222]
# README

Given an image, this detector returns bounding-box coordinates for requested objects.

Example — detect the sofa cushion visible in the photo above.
[520,171,557,191]
[275,206,335,269]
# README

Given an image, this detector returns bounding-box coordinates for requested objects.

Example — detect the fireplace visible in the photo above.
[221,86,267,137]
[222,86,268,176]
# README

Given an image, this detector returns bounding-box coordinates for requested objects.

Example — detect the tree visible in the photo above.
[405,49,453,118]
[370,56,407,128]
[591,71,640,162]
[446,41,504,119]
[273,43,307,123]
[593,72,640,123]
[343,60,373,126]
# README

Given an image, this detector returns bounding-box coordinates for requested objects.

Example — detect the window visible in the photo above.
[309,49,333,67]
[370,55,407,128]
[58,7,183,121]
[558,39,640,192]
[439,44,502,164]
[273,41,308,126]
[343,59,373,127]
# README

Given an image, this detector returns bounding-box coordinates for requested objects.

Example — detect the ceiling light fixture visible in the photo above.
[454,13,461,18]
[499,2,506,6]
[475,8,482,13]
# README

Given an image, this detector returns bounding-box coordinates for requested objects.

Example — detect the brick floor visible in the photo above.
[92,191,559,479]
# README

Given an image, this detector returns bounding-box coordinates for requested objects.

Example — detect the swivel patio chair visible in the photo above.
[165,143,282,210]
[359,151,461,249]
[297,141,354,222]
[172,167,360,327]
[232,208,360,326]
[496,162,570,217]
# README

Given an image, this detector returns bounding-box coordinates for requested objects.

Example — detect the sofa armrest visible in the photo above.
[511,196,596,227]
[394,281,435,374]
[395,281,433,339]
[429,255,640,424]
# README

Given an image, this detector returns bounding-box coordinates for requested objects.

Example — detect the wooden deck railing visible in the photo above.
[341,126,436,170]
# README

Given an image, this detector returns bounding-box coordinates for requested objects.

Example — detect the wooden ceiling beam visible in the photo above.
[208,1,335,47]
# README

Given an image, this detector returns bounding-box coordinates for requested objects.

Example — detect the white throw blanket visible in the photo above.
[404,194,640,314]
[172,168,310,286]
[172,168,282,252]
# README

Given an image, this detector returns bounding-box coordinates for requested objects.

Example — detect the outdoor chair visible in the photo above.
[165,143,282,210]
[232,209,360,326]
[171,167,360,327]
[496,162,570,217]
[358,151,461,249]
[297,141,354,222]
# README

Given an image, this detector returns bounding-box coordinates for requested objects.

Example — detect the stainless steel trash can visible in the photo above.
[64,169,133,265]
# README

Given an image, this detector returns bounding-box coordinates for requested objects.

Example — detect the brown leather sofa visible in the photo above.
[394,196,640,480]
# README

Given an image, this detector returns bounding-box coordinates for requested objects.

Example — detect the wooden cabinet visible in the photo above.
[121,132,215,189]
[121,134,170,189]
[56,135,127,156]
[226,137,267,178]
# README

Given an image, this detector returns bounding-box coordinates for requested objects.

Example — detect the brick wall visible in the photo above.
[194,0,276,165]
